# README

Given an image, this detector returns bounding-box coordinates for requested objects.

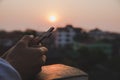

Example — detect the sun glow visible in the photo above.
[49,16,57,22]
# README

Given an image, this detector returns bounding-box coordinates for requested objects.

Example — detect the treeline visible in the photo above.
[0,27,120,80]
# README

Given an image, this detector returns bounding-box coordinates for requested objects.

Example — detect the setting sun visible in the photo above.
[49,16,57,22]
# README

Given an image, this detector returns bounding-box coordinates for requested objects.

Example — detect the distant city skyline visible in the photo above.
[0,0,120,33]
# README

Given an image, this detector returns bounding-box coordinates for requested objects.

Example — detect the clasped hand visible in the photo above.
[2,35,48,80]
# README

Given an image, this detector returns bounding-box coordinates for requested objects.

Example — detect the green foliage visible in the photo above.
[74,32,89,42]
[106,56,120,72]
[77,46,107,66]
[56,45,108,69]
[24,29,36,36]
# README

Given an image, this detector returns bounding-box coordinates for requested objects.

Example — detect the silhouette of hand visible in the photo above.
[2,35,48,80]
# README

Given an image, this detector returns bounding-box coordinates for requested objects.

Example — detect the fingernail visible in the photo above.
[42,55,46,62]
[40,47,48,52]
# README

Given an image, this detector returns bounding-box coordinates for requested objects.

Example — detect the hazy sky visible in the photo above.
[0,0,120,32]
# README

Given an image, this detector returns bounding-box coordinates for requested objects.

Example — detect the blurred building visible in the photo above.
[55,25,82,47]
[0,31,23,55]
[0,39,13,47]
[89,28,116,40]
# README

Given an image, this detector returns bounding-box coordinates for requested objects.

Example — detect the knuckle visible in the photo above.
[39,47,48,53]
[15,41,26,48]
[23,35,33,40]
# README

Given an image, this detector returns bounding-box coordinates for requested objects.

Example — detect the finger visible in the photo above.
[39,43,42,46]
[39,47,48,55]
[30,43,42,48]
[42,55,47,63]
[34,47,48,55]
[16,35,34,47]
[28,46,48,56]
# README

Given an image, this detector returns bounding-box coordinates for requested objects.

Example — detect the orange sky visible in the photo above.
[0,0,120,32]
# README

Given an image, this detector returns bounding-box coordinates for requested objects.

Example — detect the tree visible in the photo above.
[77,46,107,70]
[74,31,89,42]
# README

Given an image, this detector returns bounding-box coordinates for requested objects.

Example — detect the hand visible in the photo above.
[2,35,48,80]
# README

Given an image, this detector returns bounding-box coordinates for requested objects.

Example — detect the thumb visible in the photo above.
[16,35,34,48]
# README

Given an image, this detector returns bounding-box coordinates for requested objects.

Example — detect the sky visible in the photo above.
[0,0,120,32]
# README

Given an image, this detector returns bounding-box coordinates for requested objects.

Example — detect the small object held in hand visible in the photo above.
[30,27,54,46]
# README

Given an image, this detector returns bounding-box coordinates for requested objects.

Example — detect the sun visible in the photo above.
[49,16,57,22]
